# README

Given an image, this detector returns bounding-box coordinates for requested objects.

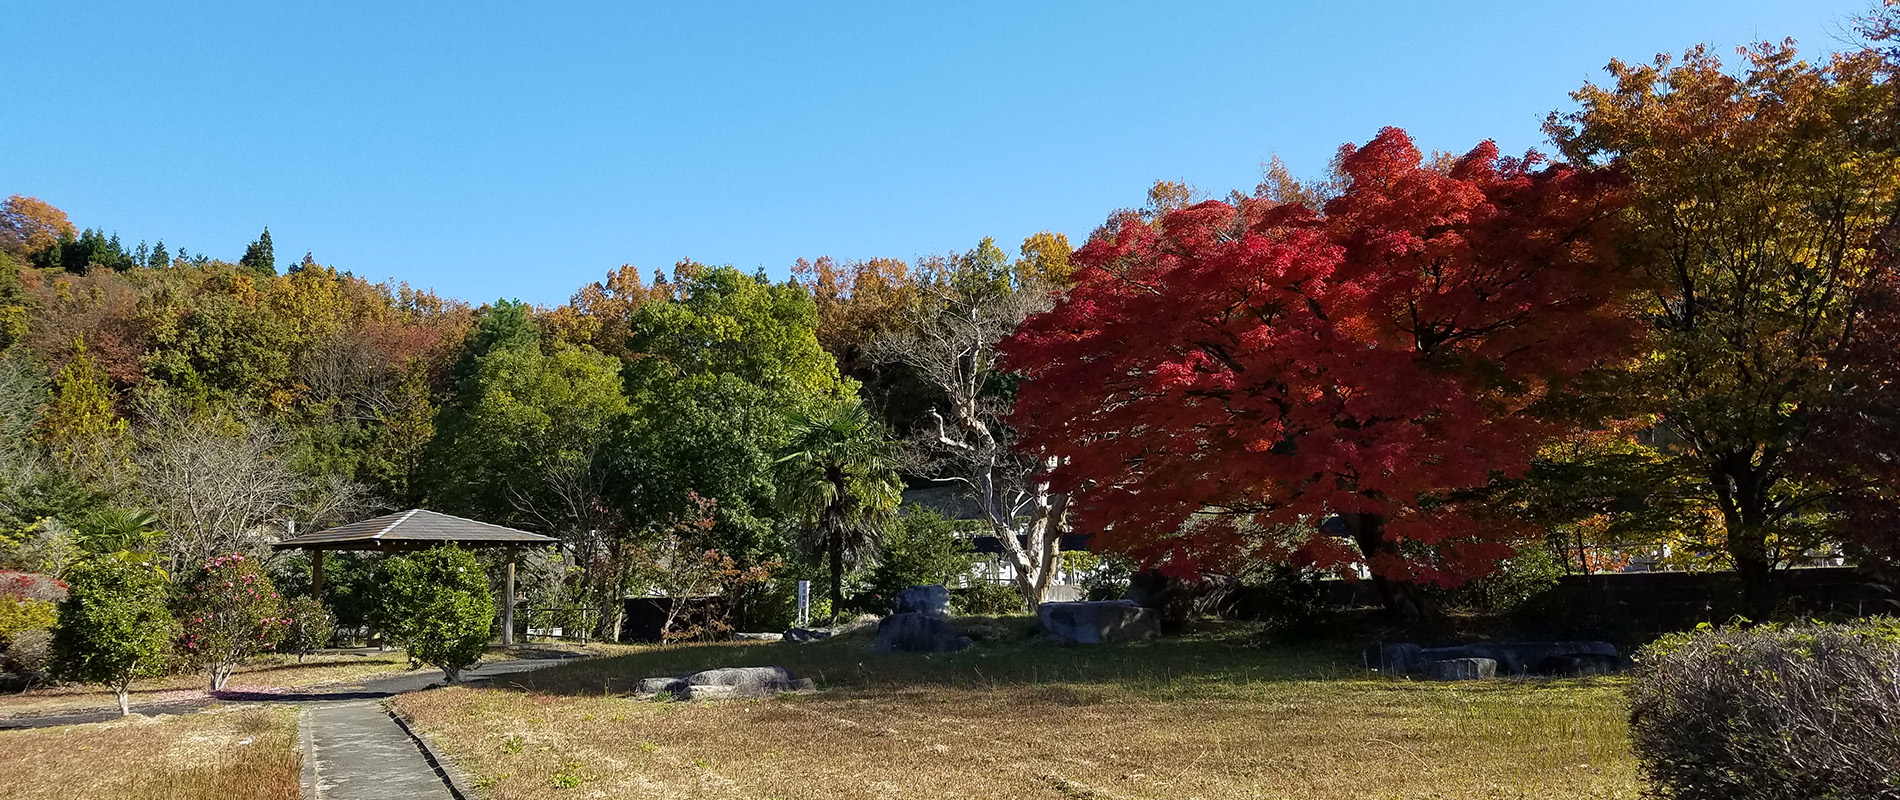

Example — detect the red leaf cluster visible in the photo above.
[1002,128,1639,585]
[0,571,69,603]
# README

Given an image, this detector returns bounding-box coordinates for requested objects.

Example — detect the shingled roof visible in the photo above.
[272,509,557,551]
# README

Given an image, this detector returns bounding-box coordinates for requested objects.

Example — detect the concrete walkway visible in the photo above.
[306,701,456,800]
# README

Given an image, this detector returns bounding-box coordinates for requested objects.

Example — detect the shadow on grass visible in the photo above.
[472,620,1396,700]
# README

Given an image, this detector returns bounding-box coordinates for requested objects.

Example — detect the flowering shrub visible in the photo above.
[177,553,288,691]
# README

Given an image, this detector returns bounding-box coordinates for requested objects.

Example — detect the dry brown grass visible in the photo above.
[0,651,412,718]
[0,705,300,800]
[395,625,1641,799]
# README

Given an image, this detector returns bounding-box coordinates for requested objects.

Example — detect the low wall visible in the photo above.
[1319,567,1895,637]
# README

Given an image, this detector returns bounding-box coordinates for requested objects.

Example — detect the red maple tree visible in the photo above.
[1002,128,1639,611]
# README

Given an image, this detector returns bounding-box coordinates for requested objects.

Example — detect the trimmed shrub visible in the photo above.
[951,581,1024,616]
[283,596,334,662]
[1627,619,1900,799]
[376,546,493,681]
[50,557,173,715]
[177,553,290,691]
[1236,565,1330,638]
[3,628,51,682]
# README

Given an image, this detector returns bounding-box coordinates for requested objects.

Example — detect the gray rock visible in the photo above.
[783,627,832,643]
[891,584,951,617]
[874,612,974,653]
[633,676,684,695]
[1419,642,1618,676]
[1366,642,1425,673]
[683,666,796,689]
[1429,658,1498,681]
[681,684,738,701]
[733,632,784,641]
[1037,600,1161,645]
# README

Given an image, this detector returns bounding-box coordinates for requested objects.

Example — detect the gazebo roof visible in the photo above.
[272,509,558,551]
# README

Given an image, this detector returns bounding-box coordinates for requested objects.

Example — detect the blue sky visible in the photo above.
[0,1,1871,306]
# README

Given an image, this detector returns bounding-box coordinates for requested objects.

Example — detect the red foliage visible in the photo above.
[0,571,69,603]
[1002,128,1639,587]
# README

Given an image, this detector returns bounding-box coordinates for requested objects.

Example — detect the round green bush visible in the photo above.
[375,546,493,681]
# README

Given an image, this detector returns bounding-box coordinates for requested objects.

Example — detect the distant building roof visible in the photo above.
[271,509,558,551]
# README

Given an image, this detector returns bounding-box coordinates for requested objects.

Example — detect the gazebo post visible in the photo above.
[311,549,326,598]
[502,545,517,646]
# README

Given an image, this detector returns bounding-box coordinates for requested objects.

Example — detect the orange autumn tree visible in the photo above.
[1001,128,1641,614]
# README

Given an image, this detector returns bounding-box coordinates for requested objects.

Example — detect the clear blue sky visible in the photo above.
[0,1,1871,306]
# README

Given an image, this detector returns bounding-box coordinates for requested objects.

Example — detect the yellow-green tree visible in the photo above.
[1546,38,1900,614]
[41,338,126,477]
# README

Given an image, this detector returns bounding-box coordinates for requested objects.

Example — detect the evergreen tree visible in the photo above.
[43,338,127,474]
[239,227,275,277]
[148,240,169,269]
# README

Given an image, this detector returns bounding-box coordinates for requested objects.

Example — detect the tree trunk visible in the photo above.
[1342,512,1425,619]
[1712,457,1779,620]
[828,522,845,621]
[117,689,130,716]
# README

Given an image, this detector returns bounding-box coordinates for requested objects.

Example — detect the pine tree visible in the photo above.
[239,227,275,277]
[148,241,169,269]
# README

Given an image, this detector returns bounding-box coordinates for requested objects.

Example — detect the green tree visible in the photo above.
[375,545,492,681]
[239,227,275,277]
[865,506,976,603]
[50,557,172,715]
[608,266,854,563]
[147,240,169,269]
[774,401,901,615]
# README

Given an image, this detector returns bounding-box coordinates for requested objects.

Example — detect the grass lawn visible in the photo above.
[394,622,1642,799]
[0,641,634,720]
[0,650,412,718]
[0,705,299,800]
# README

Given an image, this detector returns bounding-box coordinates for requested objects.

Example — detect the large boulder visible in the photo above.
[1365,642,1425,674]
[891,584,951,617]
[1429,657,1498,681]
[875,612,973,653]
[1038,600,1160,644]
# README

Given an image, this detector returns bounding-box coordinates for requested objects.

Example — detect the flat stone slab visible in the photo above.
[307,701,454,800]
[630,665,816,700]
[1429,658,1498,681]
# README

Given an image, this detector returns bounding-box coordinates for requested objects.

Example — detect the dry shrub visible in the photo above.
[1628,619,1900,799]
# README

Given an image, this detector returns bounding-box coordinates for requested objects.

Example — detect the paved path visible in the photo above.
[307,701,456,800]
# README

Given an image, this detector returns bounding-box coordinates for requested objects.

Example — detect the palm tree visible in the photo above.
[774,401,902,619]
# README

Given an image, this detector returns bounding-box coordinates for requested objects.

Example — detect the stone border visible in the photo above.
[298,706,317,800]
[386,705,480,800]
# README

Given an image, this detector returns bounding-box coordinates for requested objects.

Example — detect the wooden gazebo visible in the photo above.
[272,509,558,646]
